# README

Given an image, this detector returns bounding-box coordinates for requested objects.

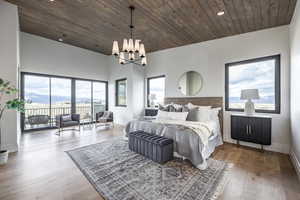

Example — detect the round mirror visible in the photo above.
[178,71,203,96]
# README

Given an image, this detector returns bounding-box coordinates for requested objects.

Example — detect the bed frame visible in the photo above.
[164,97,224,139]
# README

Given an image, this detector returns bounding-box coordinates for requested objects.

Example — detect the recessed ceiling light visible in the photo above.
[49,0,55,2]
[217,11,225,16]
[58,38,63,42]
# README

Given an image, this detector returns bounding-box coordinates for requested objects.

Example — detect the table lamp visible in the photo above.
[148,94,157,108]
[240,89,260,115]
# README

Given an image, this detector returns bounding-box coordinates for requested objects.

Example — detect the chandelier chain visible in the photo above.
[130,6,134,39]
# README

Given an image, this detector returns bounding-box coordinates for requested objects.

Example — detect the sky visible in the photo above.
[24,75,106,104]
[149,77,165,104]
[229,59,275,105]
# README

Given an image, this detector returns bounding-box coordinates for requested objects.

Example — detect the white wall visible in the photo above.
[290,0,300,175]
[20,32,109,81]
[108,57,145,125]
[0,1,20,152]
[146,26,291,154]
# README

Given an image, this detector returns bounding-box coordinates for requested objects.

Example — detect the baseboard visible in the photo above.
[1,143,18,153]
[290,149,300,181]
[224,138,290,154]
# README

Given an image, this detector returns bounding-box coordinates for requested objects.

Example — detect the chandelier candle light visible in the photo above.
[112,6,147,66]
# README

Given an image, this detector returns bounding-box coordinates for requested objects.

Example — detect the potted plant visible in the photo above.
[0,78,24,165]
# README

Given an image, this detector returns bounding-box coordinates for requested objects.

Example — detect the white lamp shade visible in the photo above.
[141,57,147,66]
[134,40,140,52]
[122,39,128,52]
[129,53,135,61]
[139,43,145,58]
[240,89,260,100]
[128,38,134,52]
[112,41,119,56]
[148,94,157,100]
[119,52,125,64]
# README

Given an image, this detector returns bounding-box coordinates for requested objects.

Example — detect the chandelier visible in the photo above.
[112,6,147,66]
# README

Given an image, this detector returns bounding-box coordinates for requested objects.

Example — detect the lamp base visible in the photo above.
[244,99,255,115]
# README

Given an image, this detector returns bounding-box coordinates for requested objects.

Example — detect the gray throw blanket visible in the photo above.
[125,120,213,169]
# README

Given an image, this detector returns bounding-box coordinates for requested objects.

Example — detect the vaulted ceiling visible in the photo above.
[6,0,297,55]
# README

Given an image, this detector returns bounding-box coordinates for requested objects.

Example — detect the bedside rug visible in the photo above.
[66,139,231,200]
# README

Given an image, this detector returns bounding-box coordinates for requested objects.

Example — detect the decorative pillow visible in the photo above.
[186,107,198,121]
[185,103,211,121]
[159,104,170,112]
[169,104,183,112]
[186,107,211,122]
[62,115,72,122]
[182,105,190,112]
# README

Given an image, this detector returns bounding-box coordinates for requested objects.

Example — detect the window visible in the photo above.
[116,78,127,107]
[21,72,108,131]
[75,80,92,119]
[147,75,165,107]
[51,77,72,123]
[225,55,280,114]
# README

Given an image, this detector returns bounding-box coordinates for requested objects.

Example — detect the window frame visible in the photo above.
[225,54,281,114]
[146,75,166,107]
[20,72,108,132]
[115,78,127,107]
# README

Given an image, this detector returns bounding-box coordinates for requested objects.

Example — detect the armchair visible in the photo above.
[95,111,114,128]
[56,114,80,135]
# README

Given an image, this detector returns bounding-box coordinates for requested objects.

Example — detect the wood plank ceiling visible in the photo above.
[6,0,297,55]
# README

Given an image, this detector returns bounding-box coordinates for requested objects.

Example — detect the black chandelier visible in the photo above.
[112,6,147,66]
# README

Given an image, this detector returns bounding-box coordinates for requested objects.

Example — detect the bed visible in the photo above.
[125,97,223,170]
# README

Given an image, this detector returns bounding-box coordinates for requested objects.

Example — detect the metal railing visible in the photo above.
[24,105,106,130]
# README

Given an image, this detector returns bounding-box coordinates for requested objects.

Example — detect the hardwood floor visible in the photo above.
[0,126,299,200]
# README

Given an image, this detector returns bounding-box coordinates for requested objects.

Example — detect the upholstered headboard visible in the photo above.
[164,97,224,138]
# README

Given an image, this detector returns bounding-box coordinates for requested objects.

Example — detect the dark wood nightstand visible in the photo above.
[145,108,158,117]
[231,114,272,150]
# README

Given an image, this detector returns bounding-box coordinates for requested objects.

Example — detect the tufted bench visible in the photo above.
[128,131,174,164]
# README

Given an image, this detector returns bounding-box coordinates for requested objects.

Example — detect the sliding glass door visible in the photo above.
[75,80,92,120]
[51,78,72,124]
[21,73,108,131]
[23,75,51,130]
[93,82,107,120]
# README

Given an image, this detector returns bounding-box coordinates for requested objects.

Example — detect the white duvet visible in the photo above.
[152,119,214,147]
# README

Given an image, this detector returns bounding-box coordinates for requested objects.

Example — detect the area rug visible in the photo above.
[66,139,230,200]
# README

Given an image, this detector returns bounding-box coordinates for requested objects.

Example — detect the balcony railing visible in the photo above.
[24,105,106,130]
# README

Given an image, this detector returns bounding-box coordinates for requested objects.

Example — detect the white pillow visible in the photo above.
[167,111,188,121]
[156,110,188,121]
[209,107,221,121]
[156,110,169,120]
[195,107,211,122]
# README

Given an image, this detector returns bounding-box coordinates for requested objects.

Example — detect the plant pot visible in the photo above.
[0,150,8,165]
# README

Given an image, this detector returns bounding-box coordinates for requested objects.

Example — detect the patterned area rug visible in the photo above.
[67,139,230,200]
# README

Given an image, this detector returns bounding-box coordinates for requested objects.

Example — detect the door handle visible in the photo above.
[249,125,252,135]
[246,125,249,135]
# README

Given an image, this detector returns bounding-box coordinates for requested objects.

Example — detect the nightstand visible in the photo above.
[142,108,158,121]
[231,114,272,150]
[145,107,158,117]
